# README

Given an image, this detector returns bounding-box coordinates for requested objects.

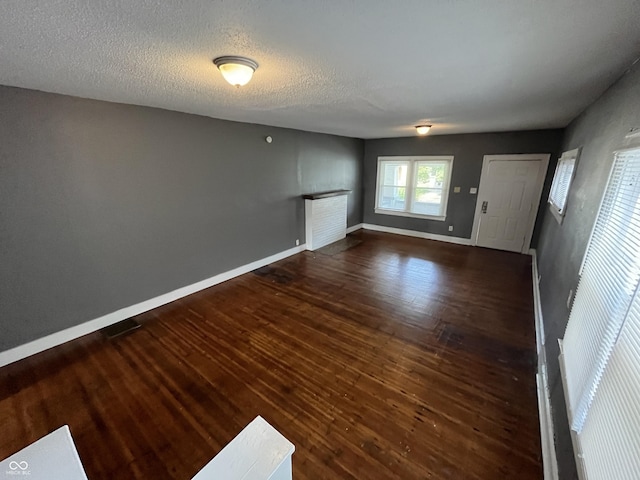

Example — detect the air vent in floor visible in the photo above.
[100,318,141,339]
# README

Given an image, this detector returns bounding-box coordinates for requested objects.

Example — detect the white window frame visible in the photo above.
[374,155,454,221]
[548,147,580,224]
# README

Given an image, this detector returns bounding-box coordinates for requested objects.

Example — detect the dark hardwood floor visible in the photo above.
[0,231,541,479]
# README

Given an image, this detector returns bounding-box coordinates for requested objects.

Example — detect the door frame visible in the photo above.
[470,153,550,254]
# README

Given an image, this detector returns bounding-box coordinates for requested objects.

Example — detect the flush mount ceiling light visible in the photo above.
[213,56,259,87]
[415,125,432,135]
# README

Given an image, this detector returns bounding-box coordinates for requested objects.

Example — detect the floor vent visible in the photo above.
[100,318,141,339]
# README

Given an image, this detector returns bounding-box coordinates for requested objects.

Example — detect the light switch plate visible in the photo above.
[470,187,478,194]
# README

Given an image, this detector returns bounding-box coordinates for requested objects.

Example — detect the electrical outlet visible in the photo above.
[453,186,461,193]
[295,239,300,246]
[448,225,454,232]
[470,187,478,194]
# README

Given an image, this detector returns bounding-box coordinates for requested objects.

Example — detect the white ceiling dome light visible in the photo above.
[415,125,432,135]
[1,2,638,137]
[213,56,259,87]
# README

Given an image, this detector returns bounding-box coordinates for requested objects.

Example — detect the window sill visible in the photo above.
[374,208,446,221]
[549,202,565,225]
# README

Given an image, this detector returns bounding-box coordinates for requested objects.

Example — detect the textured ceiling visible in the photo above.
[0,0,639,139]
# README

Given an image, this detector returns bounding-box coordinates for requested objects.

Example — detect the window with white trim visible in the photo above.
[375,156,453,221]
[548,148,580,224]
[561,141,640,479]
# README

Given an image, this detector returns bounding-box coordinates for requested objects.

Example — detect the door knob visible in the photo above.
[481,201,488,214]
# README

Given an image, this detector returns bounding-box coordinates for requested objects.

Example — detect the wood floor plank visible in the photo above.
[0,231,542,479]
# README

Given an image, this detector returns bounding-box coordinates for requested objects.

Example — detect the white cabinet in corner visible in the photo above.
[303,190,350,251]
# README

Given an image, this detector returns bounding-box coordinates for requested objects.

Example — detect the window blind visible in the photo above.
[549,150,577,216]
[579,290,640,478]
[562,145,640,479]
[563,146,640,431]
[549,148,580,223]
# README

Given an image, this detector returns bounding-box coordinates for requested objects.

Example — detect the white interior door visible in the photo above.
[471,154,550,253]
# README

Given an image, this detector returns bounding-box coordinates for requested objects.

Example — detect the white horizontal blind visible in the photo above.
[579,289,640,479]
[563,147,640,432]
[549,150,577,215]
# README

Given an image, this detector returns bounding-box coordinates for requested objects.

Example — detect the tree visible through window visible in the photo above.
[376,156,453,220]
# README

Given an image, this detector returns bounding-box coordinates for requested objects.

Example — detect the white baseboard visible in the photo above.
[531,251,559,480]
[0,244,307,368]
[531,250,544,359]
[346,223,364,234]
[536,371,559,480]
[361,223,472,246]
[559,347,588,480]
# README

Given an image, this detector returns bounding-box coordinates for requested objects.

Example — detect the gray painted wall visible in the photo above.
[363,130,563,244]
[536,62,640,479]
[0,86,363,351]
